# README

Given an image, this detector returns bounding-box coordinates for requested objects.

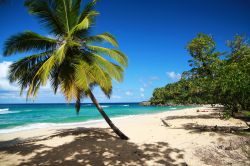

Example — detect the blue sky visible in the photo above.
[0,0,250,103]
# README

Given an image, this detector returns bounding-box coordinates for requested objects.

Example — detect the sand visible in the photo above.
[0,106,249,166]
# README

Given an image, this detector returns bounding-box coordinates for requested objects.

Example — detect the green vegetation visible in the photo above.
[150,33,250,116]
[3,0,128,139]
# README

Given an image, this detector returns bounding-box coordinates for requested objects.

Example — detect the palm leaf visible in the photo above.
[68,0,82,28]
[50,65,61,94]
[87,45,128,67]
[79,0,98,21]
[54,43,67,64]
[74,58,112,96]
[8,51,52,95]
[25,0,64,35]
[87,63,112,96]
[3,31,57,56]
[85,33,119,47]
[8,51,51,82]
[74,60,90,91]
[33,55,56,86]
[70,10,99,35]
[56,0,71,34]
[92,53,124,82]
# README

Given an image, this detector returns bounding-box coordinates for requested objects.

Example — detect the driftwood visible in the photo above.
[182,123,250,133]
[161,119,170,127]
[161,119,249,134]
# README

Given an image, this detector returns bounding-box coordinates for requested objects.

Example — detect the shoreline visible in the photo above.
[0,106,194,134]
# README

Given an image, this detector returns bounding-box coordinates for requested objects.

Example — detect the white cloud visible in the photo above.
[0,92,25,99]
[166,71,181,81]
[139,76,160,88]
[111,95,121,99]
[0,61,19,91]
[125,91,133,96]
[140,87,144,92]
[0,79,19,91]
[0,61,11,79]
[0,61,51,92]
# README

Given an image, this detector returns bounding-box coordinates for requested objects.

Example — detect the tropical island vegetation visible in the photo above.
[150,33,250,117]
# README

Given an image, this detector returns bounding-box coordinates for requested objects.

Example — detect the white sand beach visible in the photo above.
[0,106,249,166]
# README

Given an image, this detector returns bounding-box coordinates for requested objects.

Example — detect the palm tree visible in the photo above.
[3,0,129,140]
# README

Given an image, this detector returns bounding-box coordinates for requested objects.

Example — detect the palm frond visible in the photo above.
[27,77,42,99]
[8,51,52,97]
[70,10,99,35]
[68,0,82,29]
[87,45,128,67]
[54,43,67,64]
[60,80,78,102]
[55,0,72,34]
[74,58,112,96]
[3,31,57,56]
[79,0,97,21]
[55,57,78,102]
[50,65,61,94]
[33,55,56,86]
[74,60,89,91]
[25,0,64,35]
[88,63,112,96]
[85,33,119,47]
[68,0,89,32]
[92,53,124,82]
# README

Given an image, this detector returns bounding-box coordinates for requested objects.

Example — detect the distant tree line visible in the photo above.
[150,33,250,116]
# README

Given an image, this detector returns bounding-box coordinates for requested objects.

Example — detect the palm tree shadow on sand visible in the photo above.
[0,128,187,166]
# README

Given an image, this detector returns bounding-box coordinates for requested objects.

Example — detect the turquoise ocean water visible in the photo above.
[0,103,192,133]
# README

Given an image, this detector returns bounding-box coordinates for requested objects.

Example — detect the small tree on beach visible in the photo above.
[185,33,221,78]
[3,0,129,140]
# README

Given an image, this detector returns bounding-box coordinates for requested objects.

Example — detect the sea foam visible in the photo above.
[0,108,9,111]
[101,105,109,108]
[0,115,136,134]
[0,108,20,114]
[0,108,33,115]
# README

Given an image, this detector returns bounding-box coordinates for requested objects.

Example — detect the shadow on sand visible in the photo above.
[0,128,187,166]
[161,110,250,165]
[162,110,250,135]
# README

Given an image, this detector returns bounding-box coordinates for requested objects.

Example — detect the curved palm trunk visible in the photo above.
[88,91,129,140]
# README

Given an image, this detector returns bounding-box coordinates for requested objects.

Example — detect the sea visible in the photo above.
[0,103,192,133]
